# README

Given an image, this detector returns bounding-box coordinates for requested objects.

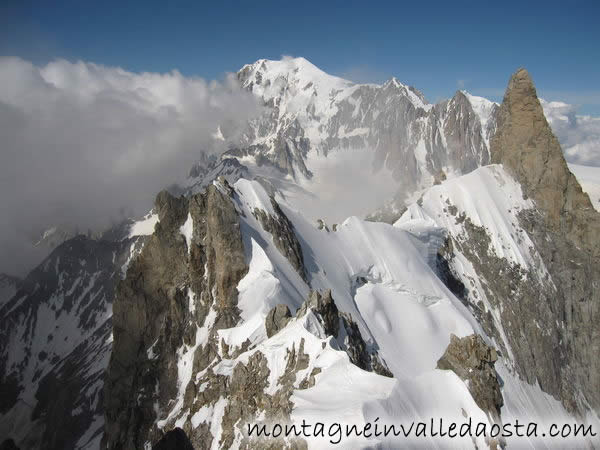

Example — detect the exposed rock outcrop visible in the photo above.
[437,334,503,423]
[0,439,19,450]
[491,68,600,414]
[491,68,599,250]
[295,290,392,377]
[265,290,393,379]
[104,183,248,449]
[152,428,194,450]
[0,235,139,450]
[252,198,307,281]
[265,304,292,338]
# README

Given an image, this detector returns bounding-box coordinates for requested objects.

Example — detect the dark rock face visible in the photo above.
[265,304,292,338]
[0,439,19,450]
[104,183,248,450]
[0,235,139,450]
[0,274,20,309]
[442,91,494,174]
[105,186,394,450]
[295,290,392,377]
[490,69,600,414]
[265,291,393,380]
[436,213,567,394]
[105,182,389,449]
[437,334,503,423]
[252,198,307,281]
[152,428,194,450]
[491,68,599,249]
[295,290,340,337]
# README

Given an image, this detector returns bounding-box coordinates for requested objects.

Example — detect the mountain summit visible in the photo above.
[491,67,600,413]
[492,68,598,241]
[226,57,496,199]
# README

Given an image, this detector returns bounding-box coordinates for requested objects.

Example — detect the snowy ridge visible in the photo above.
[395,165,599,448]
[149,178,595,449]
[462,91,499,146]
[396,165,548,364]
[397,165,542,270]
[232,56,495,199]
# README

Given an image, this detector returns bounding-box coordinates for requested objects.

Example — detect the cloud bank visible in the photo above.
[541,99,600,167]
[0,57,259,276]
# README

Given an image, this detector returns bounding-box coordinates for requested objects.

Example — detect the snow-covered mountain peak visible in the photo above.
[239,56,354,100]
[462,91,498,123]
[238,56,358,127]
[240,56,353,88]
[230,56,498,194]
[382,76,432,110]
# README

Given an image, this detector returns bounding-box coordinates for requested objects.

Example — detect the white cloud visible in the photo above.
[541,99,600,166]
[0,57,260,275]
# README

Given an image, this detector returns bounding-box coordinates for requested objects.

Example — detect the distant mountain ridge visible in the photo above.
[229,57,497,192]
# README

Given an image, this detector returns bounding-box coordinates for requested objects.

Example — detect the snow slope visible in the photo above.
[396,165,599,448]
[170,178,493,448]
[152,177,597,449]
[397,165,541,270]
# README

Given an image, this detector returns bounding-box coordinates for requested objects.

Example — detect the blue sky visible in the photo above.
[2,0,599,113]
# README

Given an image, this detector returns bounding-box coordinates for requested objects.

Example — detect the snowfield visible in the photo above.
[155,175,598,449]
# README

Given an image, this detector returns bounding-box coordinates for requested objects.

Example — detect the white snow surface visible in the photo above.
[155,176,597,449]
[128,212,159,237]
[397,164,541,270]
[463,91,498,144]
[240,57,432,149]
[179,212,194,254]
[240,57,357,130]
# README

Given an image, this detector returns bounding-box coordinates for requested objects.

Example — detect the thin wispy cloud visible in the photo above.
[335,65,393,85]
[456,79,468,90]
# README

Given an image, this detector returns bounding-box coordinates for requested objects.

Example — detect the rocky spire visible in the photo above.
[491,68,599,252]
[491,68,600,414]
